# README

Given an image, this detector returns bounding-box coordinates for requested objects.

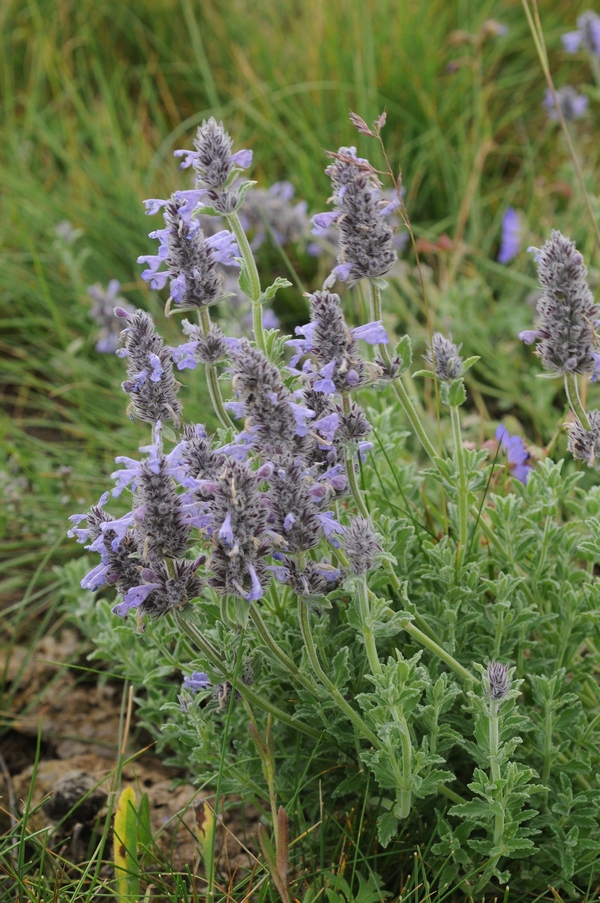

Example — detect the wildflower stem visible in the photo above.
[226,210,267,354]
[357,575,381,677]
[400,614,474,683]
[368,281,438,462]
[488,700,504,848]
[564,373,591,430]
[198,307,235,430]
[450,404,468,561]
[297,595,380,747]
[342,395,370,518]
[174,610,321,739]
[249,606,320,696]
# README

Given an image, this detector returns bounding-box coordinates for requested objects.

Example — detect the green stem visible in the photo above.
[564,373,591,431]
[297,595,380,747]
[198,307,235,430]
[542,701,553,792]
[396,718,412,819]
[357,575,381,676]
[450,404,468,562]
[342,395,370,518]
[369,281,438,462]
[488,700,504,848]
[249,606,320,697]
[403,620,474,684]
[174,610,321,739]
[226,210,266,354]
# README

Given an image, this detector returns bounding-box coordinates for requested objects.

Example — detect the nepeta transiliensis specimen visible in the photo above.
[524,231,598,376]
[425,333,464,382]
[312,147,398,285]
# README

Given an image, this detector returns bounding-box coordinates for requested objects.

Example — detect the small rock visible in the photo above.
[43,770,107,825]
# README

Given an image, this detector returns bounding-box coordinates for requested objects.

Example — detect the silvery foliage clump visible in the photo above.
[63,114,600,897]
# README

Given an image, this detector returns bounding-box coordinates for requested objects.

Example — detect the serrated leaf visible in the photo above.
[377,811,399,847]
[258,277,293,303]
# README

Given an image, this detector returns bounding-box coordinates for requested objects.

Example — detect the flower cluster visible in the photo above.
[138,195,238,310]
[520,231,599,376]
[543,86,588,122]
[88,280,133,353]
[174,116,253,215]
[562,10,600,55]
[116,308,182,425]
[240,181,309,250]
[312,147,398,285]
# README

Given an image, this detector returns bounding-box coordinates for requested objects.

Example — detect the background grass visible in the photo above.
[2,0,600,898]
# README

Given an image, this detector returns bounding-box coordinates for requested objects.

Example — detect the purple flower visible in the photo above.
[311,211,340,235]
[218,512,235,547]
[112,582,161,618]
[313,360,338,395]
[352,321,389,345]
[87,281,133,354]
[182,671,211,693]
[171,341,200,371]
[562,11,600,56]
[496,425,532,483]
[497,207,522,264]
[317,511,346,540]
[543,86,588,122]
[288,401,316,437]
[518,329,541,345]
[245,563,264,602]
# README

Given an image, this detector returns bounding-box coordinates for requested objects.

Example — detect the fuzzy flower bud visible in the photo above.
[530,231,598,376]
[424,333,464,382]
[117,310,182,425]
[567,409,600,465]
[485,661,511,701]
[344,516,382,575]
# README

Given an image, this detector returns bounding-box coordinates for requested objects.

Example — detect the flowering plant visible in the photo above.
[64,114,600,898]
